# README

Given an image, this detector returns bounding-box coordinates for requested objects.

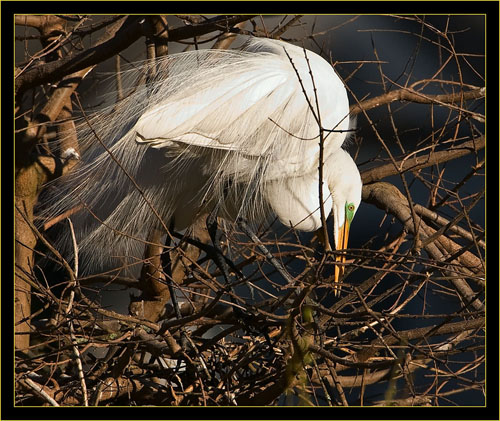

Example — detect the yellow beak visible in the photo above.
[334,218,350,297]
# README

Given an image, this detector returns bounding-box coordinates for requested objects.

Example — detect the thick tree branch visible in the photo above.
[361,136,485,184]
[15,15,255,95]
[362,182,484,311]
[15,16,142,95]
[350,86,485,120]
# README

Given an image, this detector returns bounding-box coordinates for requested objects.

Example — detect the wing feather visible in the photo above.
[133,38,349,164]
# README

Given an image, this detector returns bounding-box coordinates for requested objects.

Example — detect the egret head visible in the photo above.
[327,149,362,295]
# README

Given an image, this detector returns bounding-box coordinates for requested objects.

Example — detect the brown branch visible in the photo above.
[350,86,485,117]
[212,21,248,50]
[361,135,484,184]
[92,376,145,403]
[15,16,142,95]
[18,378,60,406]
[371,317,484,349]
[15,15,255,95]
[134,327,182,357]
[362,182,484,311]
[15,15,67,32]
[415,204,486,249]
[167,15,256,42]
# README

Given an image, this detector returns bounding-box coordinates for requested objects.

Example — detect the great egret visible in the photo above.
[42,36,362,293]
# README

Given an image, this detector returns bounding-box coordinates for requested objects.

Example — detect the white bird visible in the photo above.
[42,37,362,292]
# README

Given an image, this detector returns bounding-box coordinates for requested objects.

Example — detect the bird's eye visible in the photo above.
[347,203,355,212]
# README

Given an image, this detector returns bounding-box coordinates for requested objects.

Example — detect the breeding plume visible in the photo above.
[42,37,362,290]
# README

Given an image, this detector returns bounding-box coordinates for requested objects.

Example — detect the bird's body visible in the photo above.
[134,38,349,180]
[42,37,362,278]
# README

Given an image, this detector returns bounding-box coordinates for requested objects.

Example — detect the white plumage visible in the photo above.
[42,37,362,278]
